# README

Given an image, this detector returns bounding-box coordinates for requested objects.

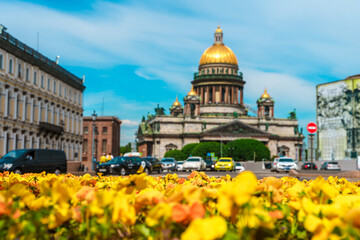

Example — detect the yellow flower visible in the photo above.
[181,216,227,240]
[145,202,172,227]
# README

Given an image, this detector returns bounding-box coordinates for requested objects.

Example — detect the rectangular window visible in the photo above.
[78,93,81,104]
[102,139,107,153]
[74,92,76,103]
[47,78,51,90]
[69,89,72,101]
[59,84,62,96]
[83,126,88,134]
[102,127,108,134]
[53,81,56,94]
[17,63,22,78]
[33,71,37,85]
[0,54,3,69]
[9,59,13,73]
[25,68,29,81]
[64,87,67,98]
[95,127,98,135]
[83,139,88,153]
[41,75,44,88]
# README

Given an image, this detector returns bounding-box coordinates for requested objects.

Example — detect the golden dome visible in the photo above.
[172,96,181,106]
[215,25,222,33]
[187,86,197,96]
[261,89,270,98]
[199,44,238,65]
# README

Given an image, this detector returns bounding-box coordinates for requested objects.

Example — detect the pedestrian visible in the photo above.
[100,153,107,164]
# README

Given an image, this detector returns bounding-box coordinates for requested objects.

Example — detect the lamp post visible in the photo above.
[91,110,97,171]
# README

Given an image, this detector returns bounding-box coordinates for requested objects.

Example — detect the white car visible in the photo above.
[182,157,206,171]
[176,161,184,171]
[271,158,279,172]
[276,158,298,172]
[235,162,245,172]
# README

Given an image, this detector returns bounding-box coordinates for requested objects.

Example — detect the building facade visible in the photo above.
[317,74,360,161]
[0,25,85,161]
[82,116,122,171]
[137,26,304,159]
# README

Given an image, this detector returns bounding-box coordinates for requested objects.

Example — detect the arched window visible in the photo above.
[190,104,195,116]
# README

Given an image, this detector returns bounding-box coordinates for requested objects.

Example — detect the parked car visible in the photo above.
[235,162,245,172]
[96,156,152,176]
[142,157,162,173]
[182,157,206,171]
[276,158,298,172]
[161,158,177,172]
[205,159,215,171]
[320,161,341,171]
[0,149,67,175]
[270,158,280,172]
[176,161,184,171]
[215,157,235,171]
[301,162,317,170]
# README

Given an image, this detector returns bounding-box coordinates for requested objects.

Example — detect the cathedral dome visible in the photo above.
[199,26,238,66]
[261,89,270,98]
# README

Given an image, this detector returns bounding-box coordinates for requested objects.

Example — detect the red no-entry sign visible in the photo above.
[307,122,317,134]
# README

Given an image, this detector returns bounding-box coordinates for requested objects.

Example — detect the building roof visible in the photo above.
[83,116,122,124]
[0,27,85,91]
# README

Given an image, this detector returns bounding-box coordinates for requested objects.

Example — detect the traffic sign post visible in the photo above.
[307,122,317,167]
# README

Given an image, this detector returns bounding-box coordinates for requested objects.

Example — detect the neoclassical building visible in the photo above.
[137,26,304,159]
[0,25,85,161]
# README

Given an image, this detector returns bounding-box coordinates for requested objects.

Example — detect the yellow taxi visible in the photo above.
[214,157,235,171]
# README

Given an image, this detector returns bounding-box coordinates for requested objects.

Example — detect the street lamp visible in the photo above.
[91,110,97,171]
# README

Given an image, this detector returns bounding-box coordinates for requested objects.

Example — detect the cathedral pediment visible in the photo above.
[202,120,271,136]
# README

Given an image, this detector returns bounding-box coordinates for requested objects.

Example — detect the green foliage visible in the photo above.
[190,142,223,159]
[164,150,186,161]
[181,143,199,158]
[120,142,132,155]
[224,139,270,161]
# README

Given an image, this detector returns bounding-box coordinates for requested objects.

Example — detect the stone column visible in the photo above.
[30,98,34,123]
[225,86,229,104]
[14,92,18,119]
[240,87,243,104]
[4,88,9,117]
[3,131,7,154]
[200,87,204,104]
[22,95,26,121]
[212,85,215,103]
[206,86,209,104]
[236,87,239,104]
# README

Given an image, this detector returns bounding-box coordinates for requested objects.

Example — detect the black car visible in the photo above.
[96,156,152,176]
[301,162,317,170]
[142,157,162,173]
[0,149,67,175]
[205,159,215,171]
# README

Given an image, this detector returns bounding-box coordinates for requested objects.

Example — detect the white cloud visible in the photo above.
[122,119,139,127]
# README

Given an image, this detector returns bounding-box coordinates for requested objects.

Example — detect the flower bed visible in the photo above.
[0,171,359,239]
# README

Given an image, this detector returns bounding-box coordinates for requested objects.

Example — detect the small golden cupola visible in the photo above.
[187,86,197,96]
[170,96,183,117]
[261,88,271,98]
[172,96,181,106]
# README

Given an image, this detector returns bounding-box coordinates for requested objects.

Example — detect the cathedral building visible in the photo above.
[137,26,304,159]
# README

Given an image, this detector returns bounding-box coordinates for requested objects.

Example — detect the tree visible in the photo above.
[164,150,186,161]
[190,142,223,159]
[181,143,199,158]
[120,142,132,155]
[224,139,270,161]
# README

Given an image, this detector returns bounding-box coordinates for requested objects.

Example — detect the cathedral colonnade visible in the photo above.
[195,85,243,105]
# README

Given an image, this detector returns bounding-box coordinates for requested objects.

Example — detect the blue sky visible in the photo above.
[1,0,360,145]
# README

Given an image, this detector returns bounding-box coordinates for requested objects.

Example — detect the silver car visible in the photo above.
[182,157,206,171]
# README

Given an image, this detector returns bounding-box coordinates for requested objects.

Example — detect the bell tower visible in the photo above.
[257,89,274,119]
[184,86,200,118]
